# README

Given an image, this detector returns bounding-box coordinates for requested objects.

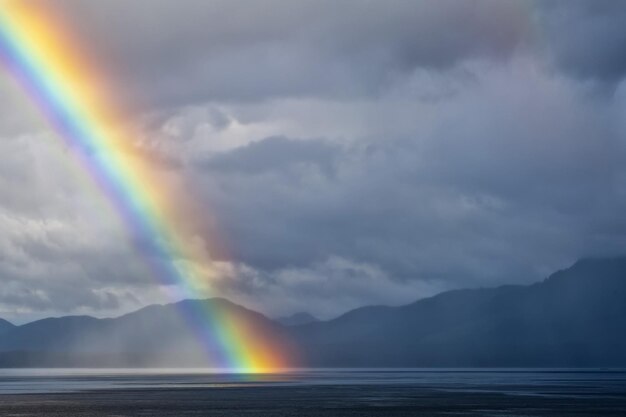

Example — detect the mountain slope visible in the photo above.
[275,312,319,326]
[0,298,292,367]
[292,257,626,367]
[1,257,625,367]
[0,319,14,335]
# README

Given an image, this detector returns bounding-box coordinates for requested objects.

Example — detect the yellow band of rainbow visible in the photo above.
[0,1,291,372]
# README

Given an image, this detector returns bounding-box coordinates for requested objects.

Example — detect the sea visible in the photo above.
[1,368,625,416]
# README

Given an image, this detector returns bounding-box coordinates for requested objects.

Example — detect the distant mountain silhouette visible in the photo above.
[0,319,14,335]
[1,257,626,367]
[293,257,626,367]
[275,312,319,326]
[0,298,292,367]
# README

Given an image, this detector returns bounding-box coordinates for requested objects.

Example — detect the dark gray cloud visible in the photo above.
[187,62,626,318]
[50,0,626,104]
[1,1,626,320]
[539,0,626,84]
[52,0,531,106]
[200,136,339,176]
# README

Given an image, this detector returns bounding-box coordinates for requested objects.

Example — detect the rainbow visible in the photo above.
[0,1,291,372]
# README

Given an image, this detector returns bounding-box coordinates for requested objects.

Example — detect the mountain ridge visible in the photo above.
[293,256,626,366]
[275,312,319,326]
[1,256,625,367]
[0,319,14,335]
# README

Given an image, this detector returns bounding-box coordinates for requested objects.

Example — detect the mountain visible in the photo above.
[0,298,292,367]
[0,319,14,335]
[1,257,626,367]
[292,257,626,367]
[275,312,319,326]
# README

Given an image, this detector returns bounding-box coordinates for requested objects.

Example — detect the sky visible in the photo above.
[1,0,626,323]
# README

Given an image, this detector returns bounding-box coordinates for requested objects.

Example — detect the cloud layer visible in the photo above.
[1,0,626,320]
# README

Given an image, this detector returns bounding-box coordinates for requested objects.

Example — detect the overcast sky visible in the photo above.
[1,0,626,322]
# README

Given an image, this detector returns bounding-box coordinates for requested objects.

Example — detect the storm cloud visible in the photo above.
[51,0,531,105]
[1,0,626,320]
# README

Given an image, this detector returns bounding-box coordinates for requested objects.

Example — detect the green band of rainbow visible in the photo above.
[0,2,289,372]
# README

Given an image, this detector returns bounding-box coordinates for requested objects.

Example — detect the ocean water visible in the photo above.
[1,368,625,416]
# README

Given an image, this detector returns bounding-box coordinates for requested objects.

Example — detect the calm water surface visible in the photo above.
[0,368,625,416]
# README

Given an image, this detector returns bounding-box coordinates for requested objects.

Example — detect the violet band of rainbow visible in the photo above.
[0,1,290,372]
